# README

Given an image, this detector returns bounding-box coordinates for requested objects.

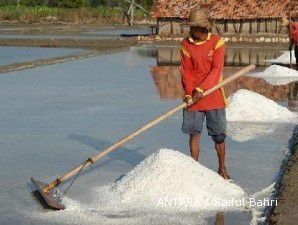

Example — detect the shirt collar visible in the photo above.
[188,33,212,45]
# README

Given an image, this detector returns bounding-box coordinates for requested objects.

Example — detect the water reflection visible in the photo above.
[214,212,224,225]
[150,65,292,102]
[150,66,184,100]
[224,47,280,67]
[141,46,284,67]
[138,45,298,112]
[288,82,298,112]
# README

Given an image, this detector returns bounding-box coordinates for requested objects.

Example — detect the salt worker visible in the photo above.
[180,8,230,179]
[290,19,298,68]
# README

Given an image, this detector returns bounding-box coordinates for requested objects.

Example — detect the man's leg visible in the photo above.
[182,110,205,160]
[215,141,230,179]
[189,133,200,161]
[206,109,230,179]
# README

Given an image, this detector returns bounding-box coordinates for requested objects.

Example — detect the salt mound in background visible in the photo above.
[266,50,296,64]
[260,65,298,77]
[98,149,246,212]
[227,122,277,142]
[226,89,297,123]
[251,65,298,85]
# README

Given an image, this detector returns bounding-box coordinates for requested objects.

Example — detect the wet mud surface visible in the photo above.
[269,127,298,225]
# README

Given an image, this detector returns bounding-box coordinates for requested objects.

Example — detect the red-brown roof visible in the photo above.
[151,0,298,20]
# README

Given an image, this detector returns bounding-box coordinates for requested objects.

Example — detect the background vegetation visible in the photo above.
[0,0,153,9]
[0,0,153,23]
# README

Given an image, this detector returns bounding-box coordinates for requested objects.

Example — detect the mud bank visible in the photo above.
[0,38,136,50]
[0,38,137,73]
[137,34,290,44]
[0,50,115,74]
[269,127,298,225]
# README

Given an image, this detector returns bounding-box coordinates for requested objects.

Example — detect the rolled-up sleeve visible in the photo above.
[180,41,194,96]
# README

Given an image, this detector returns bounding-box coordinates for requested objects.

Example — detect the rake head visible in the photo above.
[31,177,65,210]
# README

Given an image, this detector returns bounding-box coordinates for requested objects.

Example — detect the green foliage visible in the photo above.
[58,0,85,8]
[90,0,99,7]
[0,5,21,19]
[19,0,46,6]
[0,5,147,23]
[99,0,123,7]
[0,5,58,21]
[86,0,107,6]
[137,0,153,10]
[0,0,18,6]
[48,0,58,7]
[0,0,154,9]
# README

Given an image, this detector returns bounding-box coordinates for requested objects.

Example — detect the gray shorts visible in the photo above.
[182,109,226,136]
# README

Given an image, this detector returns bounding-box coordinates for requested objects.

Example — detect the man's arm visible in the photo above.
[289,26,293,50]
[196,38,225,91]
[290,40,294,51]
[289,23,294,51]
[180,41,194,97]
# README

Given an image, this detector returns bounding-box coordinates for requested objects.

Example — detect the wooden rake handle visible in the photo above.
[44,64,256,192]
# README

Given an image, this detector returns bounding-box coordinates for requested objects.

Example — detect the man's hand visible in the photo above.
[289,41,294,51]
[184,95,194,106]
[192,89,204,103]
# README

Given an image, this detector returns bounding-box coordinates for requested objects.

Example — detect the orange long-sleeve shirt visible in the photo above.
[290,22,298,44]
[180,33,227,111]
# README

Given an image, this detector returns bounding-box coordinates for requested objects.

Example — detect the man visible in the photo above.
[290,19,298,68]
[180,8,230,179]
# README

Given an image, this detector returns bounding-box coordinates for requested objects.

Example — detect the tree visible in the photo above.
[19,0,46,6]
[137,0,152,10]
[48,0,59,7]
[89,0,97,7]
[58,0,85,8]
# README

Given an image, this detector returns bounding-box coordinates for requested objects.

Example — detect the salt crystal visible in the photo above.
[266,50,296,64]
[250,65,298,85]
[226,89,297,123]
[95,149,246,212]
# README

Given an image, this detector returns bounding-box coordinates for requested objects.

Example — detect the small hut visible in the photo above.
[151,0,298,37]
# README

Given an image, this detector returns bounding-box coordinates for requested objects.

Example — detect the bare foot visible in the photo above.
[218,167,231,180]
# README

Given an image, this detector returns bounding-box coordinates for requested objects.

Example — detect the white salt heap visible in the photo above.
[29,149,247,225]
[266,50,296,64]
[226,89,297,123]
[251,65,298,85]
[96,149,246,212]
[227,122,277,142]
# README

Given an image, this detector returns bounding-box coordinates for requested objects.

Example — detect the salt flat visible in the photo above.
[0,46,85,66]
[0,46,295,225]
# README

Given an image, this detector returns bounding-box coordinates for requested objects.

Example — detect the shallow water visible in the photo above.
[0,45,296,225]
[0,34,112,40]
[0,26,151,40]
[0,46,85,66]
[85,26,151,36]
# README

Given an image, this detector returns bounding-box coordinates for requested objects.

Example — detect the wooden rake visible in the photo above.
[31,64,255,210]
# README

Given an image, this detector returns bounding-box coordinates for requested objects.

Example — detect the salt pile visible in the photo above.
[251,65,298,85]
[250,183,276,225]
[227,122,277,142]
[96,148,246,212]
[266,50,296,64]
[259,65,298,77]
[29,149,247,225]
[226,89,297,123]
